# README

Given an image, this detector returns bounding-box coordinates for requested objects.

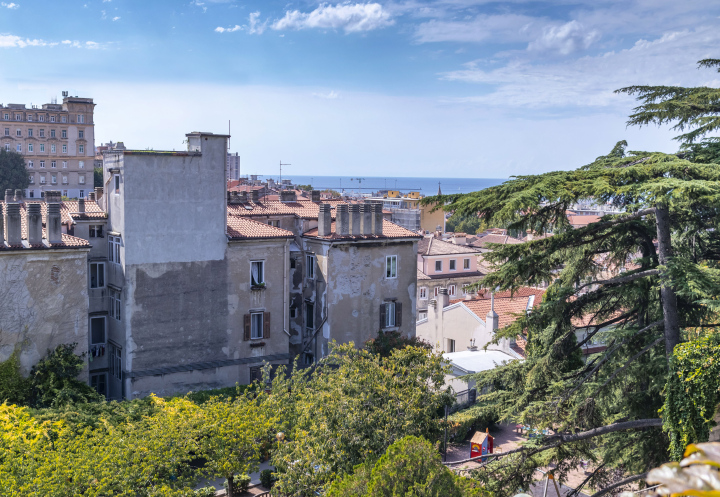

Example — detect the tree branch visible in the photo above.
[566,461,607,497]
[571,310,637,352]
[574,269,659,293]
[590,337,664,397]
[589,472,648,497]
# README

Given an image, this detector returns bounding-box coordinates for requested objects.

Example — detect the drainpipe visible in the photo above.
[283,239,290,337]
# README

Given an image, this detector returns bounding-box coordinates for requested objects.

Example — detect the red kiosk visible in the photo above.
[470,429,494,461]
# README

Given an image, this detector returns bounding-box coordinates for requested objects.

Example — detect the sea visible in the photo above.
[271,175,506,196]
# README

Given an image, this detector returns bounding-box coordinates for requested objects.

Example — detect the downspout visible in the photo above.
[283,239,290,336]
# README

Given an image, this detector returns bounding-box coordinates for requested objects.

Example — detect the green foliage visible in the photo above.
[447,403,498,441]
[327,436,486,497]
[194,487,217,497]
[616,59,720,144]
[446,212,486,235]
[365,330,432,357]
[661,333,720,460]
[0,149,30,193]
[0,349,30,405]
[30,343,102,408]
[94,167,103,187]
[259,469,276,488]
[269,343,454,495]
[680,137,720,164]
[176,384,250,404]
[297,184,313,191]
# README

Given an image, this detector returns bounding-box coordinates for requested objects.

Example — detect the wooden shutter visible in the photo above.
[395,302,402,327]
[264,312,271,339]
[379,303,387,329]
[244,314,251,341]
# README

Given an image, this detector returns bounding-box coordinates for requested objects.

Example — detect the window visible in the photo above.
[464,258,470,270]
[38,115,44,122]
[3,144,8,151]
[110,345,122,380]
[89,225,104,238]
[306,254,315,279]
[448,284,456,297]
[51,144,56,154]
[447,339,456,353]
[28,143,33,152]
[61,130,67,138]
[51,160,56,168]
[386,255,397,279]
[50,115,56,123]
[40,160,45,168]
[249,366,263,383]
[290,257,296,269]
[40,144,45,152]
[449,259,456,271]
[61,115,67,123]
[3,128,8,136]
[39,129,44,137]
[114,174,120,194]
[435,260,442,272]
[28,160,33,168]
[3,113,7,120]
[418,311,428,320]
[462,285,469,296]
[62,161,67,168]
[434,287,439,297]
[16,129,21,136]
[268,220,279,227]
[109,235,121,265]
[79,176,85,184]
[419,287,428,300]
[16,144,21,152]
[27,115,32,122]
[27,129,33,137]
[251,260,265,286]
[90,373,107,398]
[78,114,85,124]
[15,114,21,121]
[79,144,85,154]
[381,301,401,329]
[39,176,46,184]
[79,130,84,139]
[290,306,297,319]
[62,190,68,197]
[79,190,85,198]
[90,316,106,344]
[29,175,34,184]
[90,262,105,289]
[306,302,314,330]
[62,175,68,184]
[79,160,84,168]
[51,174,57,185]
[28,190,34,198]
[251,312,264,339]
[109,289,121,320]
[62,144,67,153]
[50,129,56,138]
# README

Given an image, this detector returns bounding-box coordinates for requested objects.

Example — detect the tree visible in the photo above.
[0,150,29,193]
[269,343,454,495]
[94,167,103,188]
[446,212,486,235]
[423,141,720,495]
[364,330,432,357]
[29,343,102,408]
[326,436,485,497]
[297,184,313,191]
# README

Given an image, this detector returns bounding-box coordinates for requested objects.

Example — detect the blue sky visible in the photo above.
[1,0,719,179]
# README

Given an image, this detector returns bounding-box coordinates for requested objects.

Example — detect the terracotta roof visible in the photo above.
[418,237,480,256]
[567,215,601,227]
[456,290,544,329]
[468,233,524,249]
[303,220,421,240]
[227,217,294,240]
[0,202,91,251]
[63,200,107,221]
[417,269,431,280]
[227,199,345,220]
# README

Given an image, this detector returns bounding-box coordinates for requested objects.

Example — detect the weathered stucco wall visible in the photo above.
[0,250,89,377]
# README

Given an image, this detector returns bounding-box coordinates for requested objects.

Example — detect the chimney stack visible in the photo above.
[14,189,23,202]
[47,202,62,244]
[486,293,499,331]
[250,189,259,202]
[26,203,42,246]
[349,204,360,235]
[318,203,332,237]
[87,192,95,202]
[5,202,21,246]
[437,288,449,309]
[336,204,349,236]
[311,190,321,202]
[78,198,86,214]
[95,187,103,201]
[360,204,372,235]
[372,203,383,235]
[5,189,13,203]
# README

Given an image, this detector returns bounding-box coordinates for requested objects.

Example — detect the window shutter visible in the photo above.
[264,312,270,339]
[244,314,251,341]
[395,302,402,327]
[379,303,387,329]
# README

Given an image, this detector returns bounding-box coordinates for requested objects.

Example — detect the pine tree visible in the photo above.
[424,63,720,494]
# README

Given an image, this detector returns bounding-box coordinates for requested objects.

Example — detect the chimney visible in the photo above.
[349,204,360,235]
[281,190,294,203]
[318,203,332,237]
[238,191,248,202]
[14,189,23,202]
[95,187,103,201]
[250,189,259,202]
[452,233,467,245]
[78,198,86,214]
[360,204,372,235]
[372,203,383,235]
[4,189,13,203]
[5,202,21,246]
[26,203,42,246]
[87,192,95,202]
[47,203,62,244]
[486,293,499,331]
[437,288,449,309]
[336,204,349,236]
[311,190,321,202]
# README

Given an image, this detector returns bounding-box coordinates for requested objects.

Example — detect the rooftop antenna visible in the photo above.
[228,120,231,151]
[280,160,291,186]
[351,177,365,195]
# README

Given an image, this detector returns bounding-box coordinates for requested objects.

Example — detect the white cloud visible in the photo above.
[528,20,600,55]
[248,12,267,35]
[215,25,242,33]
[112,16,120,21]
[0,34,45,47]
[313,90,339,99]
[1,2,19,9]
[272,3,394,33]
[101,9,106,19]
[413,14,541,44]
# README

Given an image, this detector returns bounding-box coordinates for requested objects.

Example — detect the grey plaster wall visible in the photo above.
[0,250,89,377]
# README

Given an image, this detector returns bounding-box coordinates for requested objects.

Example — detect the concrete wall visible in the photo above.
[420,203,445,233]
[416,303,501,354]
[0,249,89,377]
[420,254,478,276]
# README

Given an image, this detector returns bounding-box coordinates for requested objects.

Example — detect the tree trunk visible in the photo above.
[654,204,681,359]
[227,475,235,497]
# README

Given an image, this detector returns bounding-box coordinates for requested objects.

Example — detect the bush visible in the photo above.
[0,350,31,405]
[194,487,216,497]
[224,474,251,495]
[364,330,432,358]
[260,469,276,488]
[30,343,102,408]
[447,403,498,441]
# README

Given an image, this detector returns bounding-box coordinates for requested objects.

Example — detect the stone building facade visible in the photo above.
[1,95,96,199]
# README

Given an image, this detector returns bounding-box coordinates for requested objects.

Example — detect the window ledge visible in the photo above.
[382,327,400,332]
[249,341,266,348]
[251,285,267,291]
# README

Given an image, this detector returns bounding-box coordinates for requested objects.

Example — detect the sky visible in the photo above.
[1,0,719,179]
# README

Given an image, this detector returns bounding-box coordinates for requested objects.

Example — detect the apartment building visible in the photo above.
[0,94,96,200]
[227,152,240,181]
